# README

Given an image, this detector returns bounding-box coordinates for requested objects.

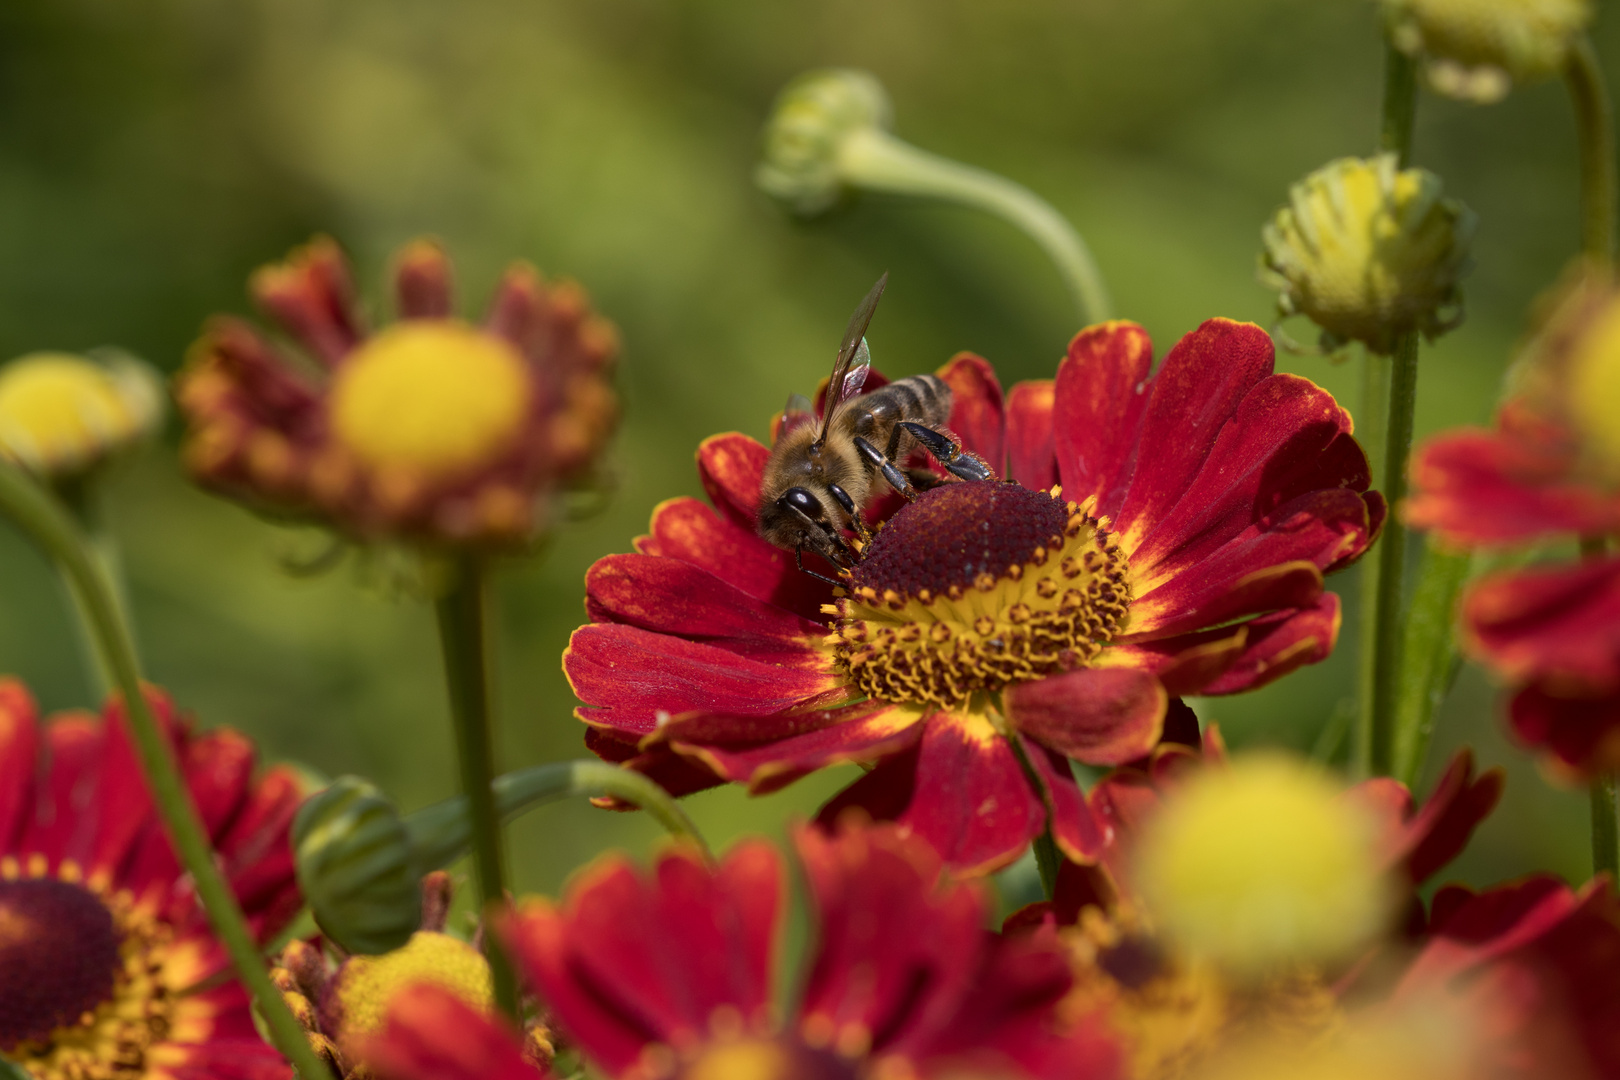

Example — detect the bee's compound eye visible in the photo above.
[781,487,824,520]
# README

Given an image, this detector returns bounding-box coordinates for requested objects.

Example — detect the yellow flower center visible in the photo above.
[0,353,160,475]
[829,483,1129,710]
[1566,296,1620,478]
[328,931,491,1059]
[683,1039,797,1080]
[0,860,178,1080]
[1131,755,1393,979]
[328,320,532,480]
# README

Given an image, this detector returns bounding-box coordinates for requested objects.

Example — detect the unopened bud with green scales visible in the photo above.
[1382,0,1593,103]
[1260,154,1477,356]
[756,68,893,217]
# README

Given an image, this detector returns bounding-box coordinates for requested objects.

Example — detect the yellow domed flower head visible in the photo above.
[175,236,619,549]
[756,68,893,216]
[1260,154,1476,356]
[1132,753,1396,979]
[0,350,163,481]
[1383,0,1593,103]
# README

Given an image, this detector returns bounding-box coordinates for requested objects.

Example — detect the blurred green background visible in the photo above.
[0,0,1609,903]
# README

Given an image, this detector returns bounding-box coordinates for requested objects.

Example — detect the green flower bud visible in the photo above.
[292,776,422,956]
[756,68,893,216]
[1382,0,1593,103]
[1259,154,1477,356]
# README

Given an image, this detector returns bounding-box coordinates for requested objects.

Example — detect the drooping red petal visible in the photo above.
[1406,425,1620,547]
[1373,750,1503,887]
[584,727,727,803]
[1004,668,1166,766]
[1508,681,1620,779]
[938,353,1005,475]
[1108,319,1275,548]
[565,623,843,736]
[1017,736,1109,864]
[1124,373,1371,582]
[1194,593,1343,696]
[652,701,925,795]
[1125,558,1324,641]
[0,679,40,850]
[697,433,770,530]
[1099,625,1249,697]
[1463,556,1620,692]
[584,553,828,667]
[636,496,833,623]
[366,984,542,1080]
[815,714,1046,876]
[1005,380,1057,491]
[1053,322,1154,518]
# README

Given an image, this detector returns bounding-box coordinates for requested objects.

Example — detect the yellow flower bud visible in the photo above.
[1132,754,1395,979]
[756,68,893,216]
[0,351,163,479]
[1260,154,1476,356]
[1383,0,1593,103]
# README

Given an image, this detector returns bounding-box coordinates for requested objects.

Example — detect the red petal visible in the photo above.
[1053,322,1154,517]
[1508,681,1620,779]
[1109,319,1275,548]
[1195,593,1343,695]
[483,262,547,349]
[1463,556,1620,692]
[815,714,1046,876]
[367,984,540,1080]
[583,727,727,803]
[1018,736,1109,863]
[0,679,39,850]
[1101,624,1248,697]
[1005,380,1057,491]
[1394,750,1502,886]
[938,353,1006,474]
[250,236,361,366]
[697,433,770,530]
[637,496,833,623]
[1125,373,1369,581]
[1126,559,1324,641]
[585,553,827,667]
[392,240,454,320]
[1005,668,1166,765]
[565,623,843,735]
[654,700,924,794]
[1407,425,1620,547]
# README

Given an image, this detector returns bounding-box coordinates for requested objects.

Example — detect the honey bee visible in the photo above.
[758,274,993,579]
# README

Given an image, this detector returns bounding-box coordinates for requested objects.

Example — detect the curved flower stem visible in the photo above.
[0,462,334,1080]
[432,553,518,1019]
[1567,36,1616,263]
[55,475,139,699]
[404,760,714,873]
[838,127,1113,326]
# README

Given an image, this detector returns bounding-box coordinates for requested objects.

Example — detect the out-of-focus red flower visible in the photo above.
[0,677,305,1080]
[175,236,618,548]
[369,820,1121,1080]
[567,318,1380,875]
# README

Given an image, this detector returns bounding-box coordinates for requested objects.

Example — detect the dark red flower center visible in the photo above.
[0,878,121,1049]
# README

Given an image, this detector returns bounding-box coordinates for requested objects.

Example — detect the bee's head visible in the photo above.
[758,485,850,567]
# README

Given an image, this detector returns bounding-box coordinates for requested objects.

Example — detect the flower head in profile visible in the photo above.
[175,236,619,549]
[568,318,1381,874]
[1406,267,1620,778]
[0,350,164,481]
[1382,0,1593,103]
[0,677,305,1080]
[756,69,893,217]
[1260,154,1476,356]
[365,819,1121,1080]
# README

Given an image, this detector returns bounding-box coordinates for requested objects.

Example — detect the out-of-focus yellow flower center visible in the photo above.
[683,1039,795,1080]
[0,353,160,476]
[328,320,531,480]
[1191,999,1480,1080]
[329,931,491,1055]
[1566,297,1620,478]
[1131,755,1393,978]
[1384,0,1591,102]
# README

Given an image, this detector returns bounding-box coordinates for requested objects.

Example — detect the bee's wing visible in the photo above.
[819,273,887,441]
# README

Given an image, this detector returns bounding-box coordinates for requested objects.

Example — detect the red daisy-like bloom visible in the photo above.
[366,819,1121,1080]
[175,236,619,548]
[0,678,305,1080]
[567,318,1382,873]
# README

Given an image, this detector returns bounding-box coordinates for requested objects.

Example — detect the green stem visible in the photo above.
[1031,830,1060,901]
[1369,331,1420,776]
[432,554,518,1019]
[1380,43,1419,166]
[838,127,1113,326]
[55,475,139,700]
[1567,36,1616,264]
[1356,351,1391,777]
[0,462,334,1080]
[1593,776,1619,879]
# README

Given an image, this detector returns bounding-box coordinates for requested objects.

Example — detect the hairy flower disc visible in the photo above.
[326,930,492,1062]
[831,482,1129,709]
[0,863,178,1080]
[328,320,532,480]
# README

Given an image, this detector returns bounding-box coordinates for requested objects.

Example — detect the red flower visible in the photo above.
[368,820,1120,1080]
[567,318,1380,873]
[0,678,305,1080]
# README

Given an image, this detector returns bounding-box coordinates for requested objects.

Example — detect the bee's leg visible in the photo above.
[899,422,995,482]
[853,436,916,499]
[795,545,846,587]
[826,483,872,544]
